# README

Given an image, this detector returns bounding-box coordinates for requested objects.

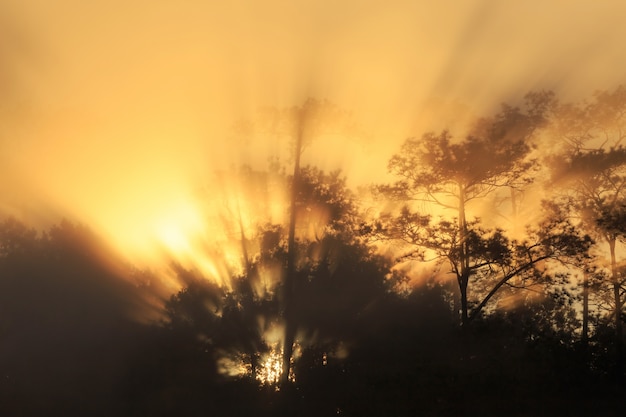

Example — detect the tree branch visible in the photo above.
[468,254,551,322]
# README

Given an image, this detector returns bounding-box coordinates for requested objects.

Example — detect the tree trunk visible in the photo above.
[250,352,259,381]
[460,277,469,325]
[581,269,589,346]
[510,187,520,237]
[458,183,470,325]
[608,237,624,381]
[281,122,303,385]
[450,278,461,321]
[237,202,250,272]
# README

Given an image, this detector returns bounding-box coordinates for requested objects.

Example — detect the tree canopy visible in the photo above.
[3,89,626,416]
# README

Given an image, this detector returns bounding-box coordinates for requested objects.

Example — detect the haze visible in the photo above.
[2,0,625,264]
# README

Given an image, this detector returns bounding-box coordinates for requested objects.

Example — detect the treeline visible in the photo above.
[1,89,626,416]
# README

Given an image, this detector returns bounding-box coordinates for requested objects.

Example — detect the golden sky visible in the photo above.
[2,0,626,266]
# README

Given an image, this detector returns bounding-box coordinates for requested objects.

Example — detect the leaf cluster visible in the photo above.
[381,93,550,205]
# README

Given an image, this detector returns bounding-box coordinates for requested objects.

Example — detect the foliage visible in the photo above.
[374,91,587,324]
[6,89,626,415]
[158,166,395,385]
[380,92,553,205]
[0,217,151,416]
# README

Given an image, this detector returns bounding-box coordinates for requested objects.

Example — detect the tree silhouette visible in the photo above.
[546,85,626,380]
[161,165,393,394]
[376,92,591,325]
[548,98,626,379]
[0,217,153,416]
[231,98,365,384]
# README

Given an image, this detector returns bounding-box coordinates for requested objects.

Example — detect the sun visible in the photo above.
[155,222,191,254]
[149,197,205,254]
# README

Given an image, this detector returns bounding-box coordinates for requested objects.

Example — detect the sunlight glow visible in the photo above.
[216,321,299,386]
[255,343,297,386]
[3,0,626,331]
[256,344,284,386]
[156,223,191,254]
[217,352,251,378]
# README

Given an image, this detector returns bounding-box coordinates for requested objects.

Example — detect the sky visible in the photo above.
[1,0,626,267]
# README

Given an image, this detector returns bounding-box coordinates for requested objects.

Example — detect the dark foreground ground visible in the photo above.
[1,315,623,417]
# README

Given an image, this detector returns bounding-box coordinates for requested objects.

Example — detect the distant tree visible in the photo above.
[0,216,38,260]
[548,87,626,378]
[558,151,626,338]
[376,92,590,325]
[0,217,151,415]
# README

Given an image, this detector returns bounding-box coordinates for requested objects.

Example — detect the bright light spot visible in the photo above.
[216,343,297,387]
[156,222,190,253]
[216,323,299,386]
[152,199,204,252]
[256,345,283,385]
[255,343,296,386]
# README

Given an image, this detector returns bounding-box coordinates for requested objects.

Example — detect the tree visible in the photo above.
[376,92,589,325]
[277,165,393,384]
[548,86,626,379]
[234,98,363,385]
[558,150,626,329]
[550,151,626,380]
[0,218,153,416]
[162,163,393,393]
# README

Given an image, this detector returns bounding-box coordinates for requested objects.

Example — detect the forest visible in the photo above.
[2,87,626,416]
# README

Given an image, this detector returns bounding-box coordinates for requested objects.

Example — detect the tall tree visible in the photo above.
[377,92,589,324]
[162,165,390,389]
[240,98,361,385]
[548,85,626,379]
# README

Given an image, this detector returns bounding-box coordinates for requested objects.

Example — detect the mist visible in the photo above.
[2,1,625,258]
[2,1,626,415]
